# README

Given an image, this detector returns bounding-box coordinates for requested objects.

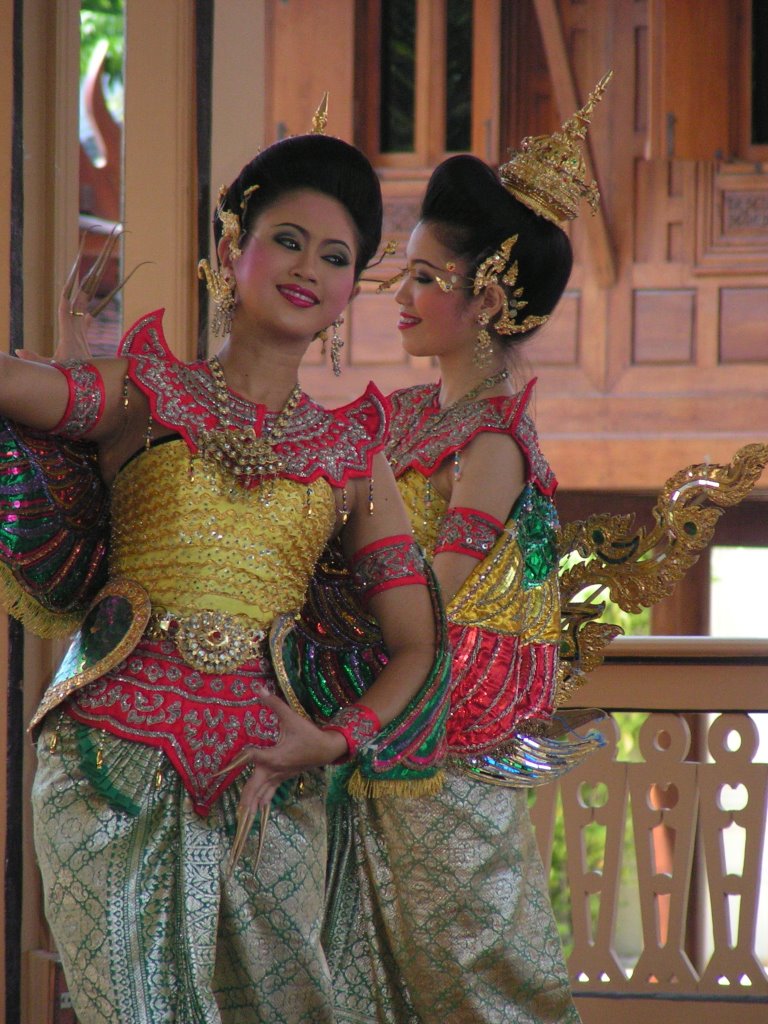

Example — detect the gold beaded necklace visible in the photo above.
[198,355,303,489]
[433,368,510,423]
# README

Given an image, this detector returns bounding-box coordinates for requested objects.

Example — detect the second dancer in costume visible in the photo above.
[324,78,612,1024]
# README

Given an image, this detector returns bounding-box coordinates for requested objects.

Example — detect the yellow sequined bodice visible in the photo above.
[397,468,447,558]
[396,468,559,643]
[110,441,337,628]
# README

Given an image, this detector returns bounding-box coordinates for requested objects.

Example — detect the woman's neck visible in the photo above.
[214,330,308,408]
[436,351,511,408]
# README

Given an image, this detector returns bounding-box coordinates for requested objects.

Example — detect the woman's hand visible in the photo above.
[16,230,125,365]
[237,693,347,812]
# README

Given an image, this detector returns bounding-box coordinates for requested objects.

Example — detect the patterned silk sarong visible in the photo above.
[33,715,334,1024]
[325,771,581,1024]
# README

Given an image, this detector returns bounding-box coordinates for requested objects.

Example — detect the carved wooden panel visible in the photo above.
[632,289,695,363]
[696,163,768,274]
[719,288,768,363]
[534,291,581,365]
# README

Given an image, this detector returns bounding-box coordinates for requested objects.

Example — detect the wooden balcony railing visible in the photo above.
[532,636,768,1023]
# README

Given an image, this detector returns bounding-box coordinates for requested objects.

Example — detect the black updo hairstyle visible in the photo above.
[215,134,383,279]
[419,154,573,346]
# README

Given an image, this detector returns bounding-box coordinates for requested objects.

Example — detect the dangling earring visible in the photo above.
[317,328,328,356]
[198,259,236,336]
[474,311,493,368]
[330,316,345,376]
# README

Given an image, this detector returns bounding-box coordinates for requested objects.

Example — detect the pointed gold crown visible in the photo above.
[310,92,329,134]
[499,71,612,224]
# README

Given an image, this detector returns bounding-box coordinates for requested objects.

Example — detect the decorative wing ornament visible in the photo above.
[0,417,109,636]
[556,442,768,704]
[270,540,451,798]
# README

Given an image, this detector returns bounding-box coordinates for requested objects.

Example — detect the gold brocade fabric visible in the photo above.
[325,770,581,1024]
[396,466,447,556]
[33,717,335,1024]
[325,460,576,1022]
[397,468,559,642]
[110,440,336,627]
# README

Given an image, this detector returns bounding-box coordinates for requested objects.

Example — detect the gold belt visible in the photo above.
[147,608,267,674]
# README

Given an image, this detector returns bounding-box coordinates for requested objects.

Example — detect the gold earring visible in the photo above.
[198,259,236,336]
[474,311,493,368]
[330,316,345,376]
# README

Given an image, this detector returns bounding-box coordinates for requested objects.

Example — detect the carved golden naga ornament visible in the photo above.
[556,442,768,704]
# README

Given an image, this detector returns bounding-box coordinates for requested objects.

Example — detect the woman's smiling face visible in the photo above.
[225,189,359,341]
[393,221,481,360]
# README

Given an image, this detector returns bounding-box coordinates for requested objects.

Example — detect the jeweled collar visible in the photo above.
[118,310,389,487]
[386,377,557,496]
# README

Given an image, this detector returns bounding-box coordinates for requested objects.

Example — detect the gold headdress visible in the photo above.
[311,92,329,134]
[499,71,613,225]
[464,72,613,335]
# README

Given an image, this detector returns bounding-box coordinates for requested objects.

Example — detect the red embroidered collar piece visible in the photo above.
[386,378,556,496]
[118,310,389,487]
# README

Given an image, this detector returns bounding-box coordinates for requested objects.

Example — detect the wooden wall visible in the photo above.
[0,1,12,1011]
[272,0,768,493]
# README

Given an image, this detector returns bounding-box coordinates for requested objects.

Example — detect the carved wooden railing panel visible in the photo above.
[530,639,768,1019]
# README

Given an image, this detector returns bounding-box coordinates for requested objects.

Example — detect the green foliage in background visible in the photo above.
[80,0,124,88]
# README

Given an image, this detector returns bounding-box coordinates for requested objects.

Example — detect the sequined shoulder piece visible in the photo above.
[387,377,556,495]
[277,382,390,486]
[118,311,388,485]
[116,308,214,449]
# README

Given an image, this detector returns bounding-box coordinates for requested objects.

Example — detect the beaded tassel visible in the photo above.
[48,711,64,753]
[144,414,154,451]
[454,449,462,480]
[368,476,374,515]
[95,728,107,770]
[340,486,349,524]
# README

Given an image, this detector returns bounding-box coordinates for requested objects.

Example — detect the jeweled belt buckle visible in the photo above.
[150,609,266,673]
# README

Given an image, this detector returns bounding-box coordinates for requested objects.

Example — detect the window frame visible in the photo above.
[358,0,501,170]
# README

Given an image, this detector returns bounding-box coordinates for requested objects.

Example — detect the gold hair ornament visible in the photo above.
[311,92,329,134]
[355,240,399,290]
[197,260,236,336]
[472,235,549,336]
[211,183,261,266]
[499,70,613,225]
[435,262,469,294]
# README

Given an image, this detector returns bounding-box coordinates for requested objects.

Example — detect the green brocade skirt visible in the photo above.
[32,715,334,1024]
[324,770,581,1024]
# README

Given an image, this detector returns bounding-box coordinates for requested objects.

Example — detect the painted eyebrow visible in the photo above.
[273,222,352,254]
[407,258,443,271]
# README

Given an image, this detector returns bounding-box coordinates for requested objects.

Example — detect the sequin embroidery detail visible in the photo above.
[52,362,105,439]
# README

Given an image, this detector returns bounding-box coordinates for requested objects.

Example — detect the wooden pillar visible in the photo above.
[651,548,711,636]
[0,0,13,1007]
[122,0,197,355]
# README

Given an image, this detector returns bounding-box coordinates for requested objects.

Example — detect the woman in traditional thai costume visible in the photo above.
[324,80,612,1024]
[0,131,448,1024]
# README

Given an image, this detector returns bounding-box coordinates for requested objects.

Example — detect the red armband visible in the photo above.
[350,534,427,604]
[433,506,504,560]
[50,362,106,439]
[320,703,382,763]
